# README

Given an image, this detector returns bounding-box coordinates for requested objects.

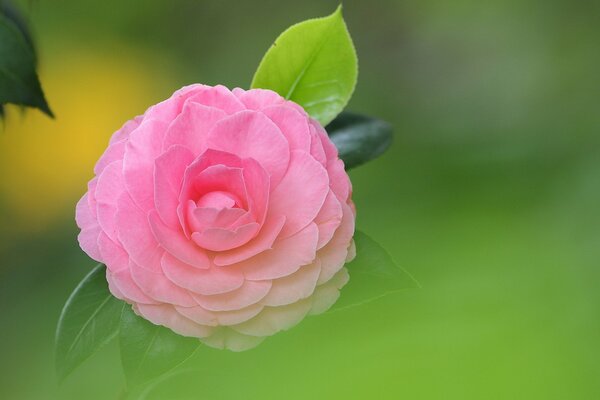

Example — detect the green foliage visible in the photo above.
[326,112,393,169]
[251,5,357,126]
[330,231,419,311]
[0,7,52,117]
[54,264,124,382]
[119,305,200,388]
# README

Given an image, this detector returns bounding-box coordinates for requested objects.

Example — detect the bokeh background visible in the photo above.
[1,0,599,399]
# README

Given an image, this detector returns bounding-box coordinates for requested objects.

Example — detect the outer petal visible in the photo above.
[161,253,244,296]
[241,222,319,281]
[261,260,321,307]
[192,280,272,312]
[269,150,329,238]
[314,190,343,250]
[129,260,197,306]
[115,192,163,273]
[309,268,350,315]
[95,160,126,243]
[75,193,102,261]
[232,298,313,337]
[186,85,246,115]
[317,202,355,285]
[135,304,213,338]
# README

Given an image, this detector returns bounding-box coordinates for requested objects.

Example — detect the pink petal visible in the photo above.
[314,190,343,249]
[123,118,168,210]
[262,105,311,152]
[115,192,163,273]
[190,207,247,233]
[95,160,126,242]
[174,305,217,326]
[214,215,286,266]
[269,150,329,238]
[192,280,272,312]
[261,260,321,307]
[312,119,339,160]
[214,304,264,326]
[135,303,213,338]
[75,193,102,261]
[161,253,244,296]
[129,259,197,306]
[206,110,290,187]
[109,115,143,145]
[327,158,351,203]
[191,164,247,207]
[241,222,319,281]
[317,202,355,285]
[309,268,349,315]
[232,298,312,337]
[234,88,285,110]
[154,145,195,229]
[241,157,270,224]
[191,222,260,251]
[144,84,208,122]
[94,139,126,176]
[97,232,127,273]
[186,85,246,115]
[309,124,327,166]
[107,267,158,305]
[148,210,210,269]
[162,102,227,154]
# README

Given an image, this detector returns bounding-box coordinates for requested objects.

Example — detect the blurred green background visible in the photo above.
[1,0,599,399]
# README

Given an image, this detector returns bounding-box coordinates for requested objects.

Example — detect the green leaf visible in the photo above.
[330,231,419,312]
[251,5,357,126]
[55,264,124,381]
[0,10,53,117]
[326,112,393,169]
[119,305,200,388]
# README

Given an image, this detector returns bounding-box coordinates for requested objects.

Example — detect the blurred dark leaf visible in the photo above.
[0,7,53,117]
[330,230,418,311]
[120,305,200,388]
[326,112,393,169]
[251,6,357,126]
[55,264,124,382]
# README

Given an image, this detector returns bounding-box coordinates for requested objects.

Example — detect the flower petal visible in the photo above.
[269,150,329,238]
[206,110,290,187]
[161,253,244,296]
[241,222,319,281]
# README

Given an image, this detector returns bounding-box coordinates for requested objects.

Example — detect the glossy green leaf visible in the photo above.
[330,231,419,312]
[251,5,357,126]
[55,264,124,381]
[0,10,53,117]
[326,112,393,169]
[119,305,200,387]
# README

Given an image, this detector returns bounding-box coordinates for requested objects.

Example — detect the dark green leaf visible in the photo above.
[119,305,200,388]
[251,5,357,126]
[0,10,53,117]
[326,112,393,169]
[55,264,124,381]
[330,231,419,311]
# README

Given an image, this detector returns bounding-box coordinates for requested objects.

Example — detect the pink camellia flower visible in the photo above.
[76,84,355,351]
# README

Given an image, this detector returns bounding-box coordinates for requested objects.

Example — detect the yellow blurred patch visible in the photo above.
[0,49,173,231]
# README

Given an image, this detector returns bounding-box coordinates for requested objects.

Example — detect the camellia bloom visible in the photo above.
[76,84,355,351]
